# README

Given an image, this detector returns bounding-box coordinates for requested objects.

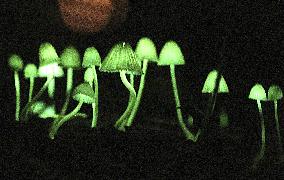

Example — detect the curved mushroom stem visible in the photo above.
[127,59,148,126]
[170,65,198,141]
[14,71,20,121]
[274,100,283,153]
[21,76,54,122]
[49,101,83,140]
[254,100,266,163]
[114,71,137,131]
[60,68,73,115]
[28,77,35,103]
[91,66,99,128]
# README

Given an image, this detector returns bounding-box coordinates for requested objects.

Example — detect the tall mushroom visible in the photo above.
[8,54,24,121]
[157,40,200,141]
[267,85,283,155]
[59,46,81,115]
[126,37,158,127]
[24,63,38,103]
[82,47,101,128]
[49,82,95,139]
[248,83,267,164]
[99,42,142,131]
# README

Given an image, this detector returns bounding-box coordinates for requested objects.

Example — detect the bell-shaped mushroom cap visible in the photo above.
[249,83,267,101]
[8,54,24,71]
[268,85,283,101]
[24,63,38,79]
[100,42,142,75]
[72,82,95,104]
[60,46,81,68]
[158,40,185,66]
[84,68,95,83]
[135,37,158,62]
[202,69,229,93]
[38,63,64,78]
[39,42,59,67]
[82,47,101,68]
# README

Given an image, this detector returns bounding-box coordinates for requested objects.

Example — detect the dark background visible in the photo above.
[1,0,284,178]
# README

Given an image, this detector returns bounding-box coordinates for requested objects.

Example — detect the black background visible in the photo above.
[1,0,284,178]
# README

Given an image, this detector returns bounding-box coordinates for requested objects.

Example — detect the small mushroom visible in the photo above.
[8,54,24,121]
[82,47,101,128]
[100,42,142,131]
[59,46,81,115]
[268,85,283,154]
[49,82,95,139]
[202,69,229,118]
[24,63,38,103]
[248,83,267,163]
[158,40,200,141]
[126,37,158,127]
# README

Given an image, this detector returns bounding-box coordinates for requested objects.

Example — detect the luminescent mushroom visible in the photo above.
[8,54,24,121]
[99,42,142,131]
[268,85,283,154]
[59,46,81,115]
[82,47,101,128]
[249,83,267,164]
[126,37,158,127]
[157,40,200,142]
[24,63,38,103]
[49,82,95,139]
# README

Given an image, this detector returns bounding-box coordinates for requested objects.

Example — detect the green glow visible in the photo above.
[127,37,158,126]
[24,64,37,103]
[201,69,229,93]
[31,101,46,115]
[268,85,283,153]
[82,47,101,68]
[39,42,59,66]
[249,83,266,164]
[8,54,24,71]
[8,54,23,122]
[219,109,229,128]
[100,42,142,75]
[84,68,95,83]
[135,37,158,62]
[158,40,185,66]
[187,114,194,126]
[60,68,73,115]
[60,46,81,68]
[49,83,95,139]
[249,83,267,101]
[39,105,56,119]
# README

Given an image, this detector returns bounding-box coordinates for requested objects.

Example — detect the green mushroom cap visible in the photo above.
[249,83,267,101]
[39,42,59,67]
[82,47,101,68]
[158,40,185,66]
[100,42,142,75]
[72,82,95,104]
[24,63,38,78]
[135,37,158,62]
[202,69,229,93]
[8,54,24,71]
[60,46,81,69]
[268,85,283,101]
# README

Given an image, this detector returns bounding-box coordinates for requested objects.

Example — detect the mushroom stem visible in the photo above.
[114,71,137,130]
[60,68,73,115]
[49,101,83,140]
[21,76,54,121]
[127,59,148,126]
[274,100,283,153]
[91,66,99,128]
[48,78,55,99]
[170,65,196,141]
[28,77,35,103]
[14,71,20,121]
[255,99,266,162]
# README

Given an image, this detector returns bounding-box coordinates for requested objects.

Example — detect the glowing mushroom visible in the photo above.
[8,54,24,121]
[99,42,142,131]
[24,63,38,103]
[157,40,200,141]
